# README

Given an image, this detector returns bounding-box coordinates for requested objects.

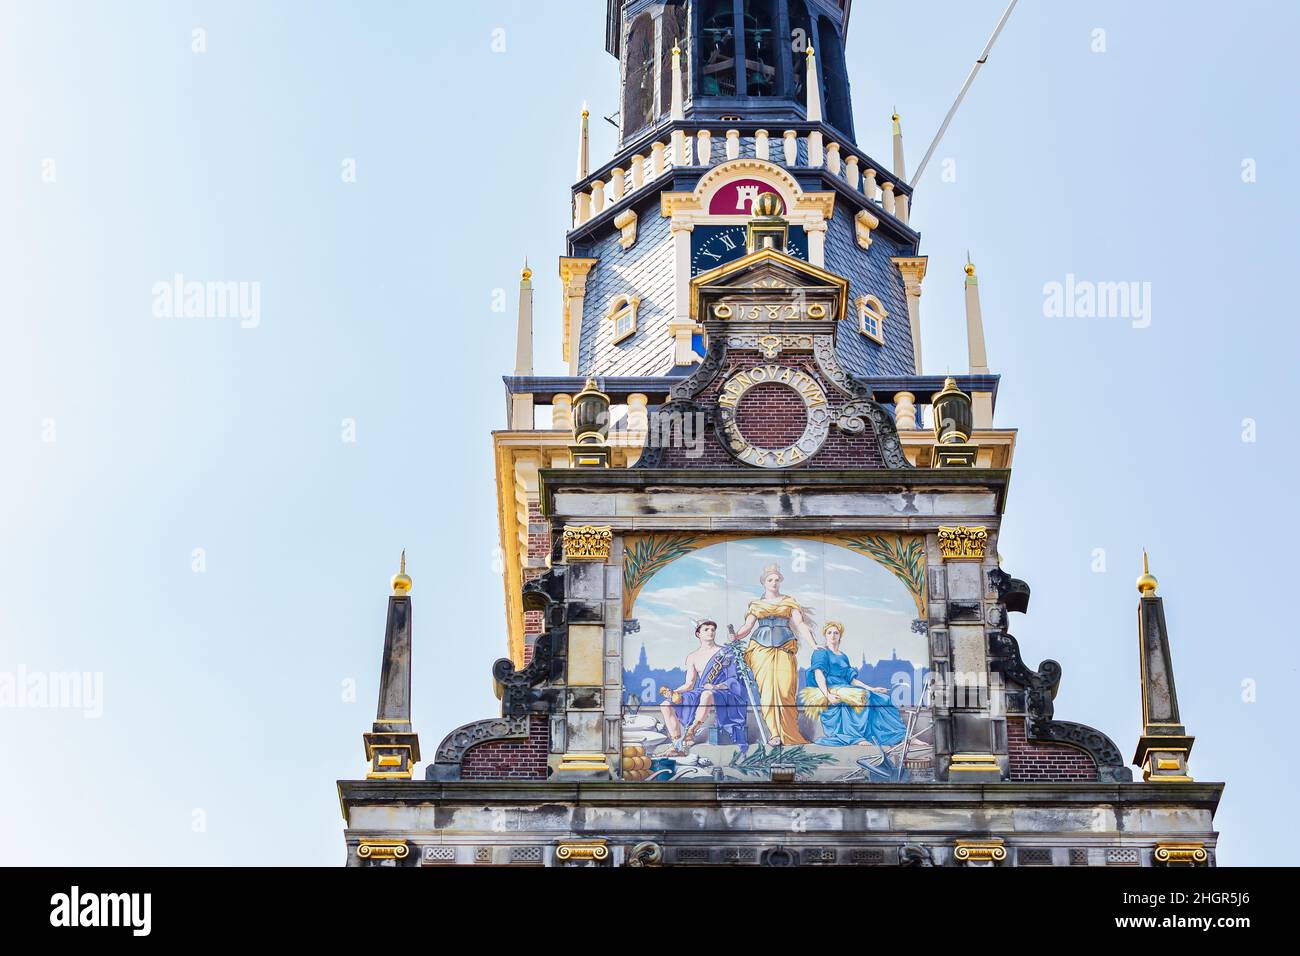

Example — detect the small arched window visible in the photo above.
[608,295,641,344]
[856,294,887,345]
[624,14,656,137]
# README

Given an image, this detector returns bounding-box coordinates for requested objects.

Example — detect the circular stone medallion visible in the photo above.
[716,364,830,468]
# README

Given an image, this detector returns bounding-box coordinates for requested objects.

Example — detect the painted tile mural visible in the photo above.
[621,535,934,782]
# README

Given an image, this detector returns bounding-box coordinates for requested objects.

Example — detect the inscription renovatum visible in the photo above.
[717,364,831,468]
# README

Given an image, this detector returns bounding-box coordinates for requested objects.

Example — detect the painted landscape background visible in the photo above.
[621,536,935,782]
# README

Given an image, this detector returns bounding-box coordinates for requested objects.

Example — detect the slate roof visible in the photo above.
[577,207,677,377]
[576,197,917,380]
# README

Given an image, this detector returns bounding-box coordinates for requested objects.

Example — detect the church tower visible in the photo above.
[338,0,1222,868]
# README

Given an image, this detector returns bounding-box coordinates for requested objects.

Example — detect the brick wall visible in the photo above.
[657,353,884,468]
[735,381,807,446]
[459,715,551,781]
[1007,717,1099,782]
[525,504,549,565]
[520,504,550,666]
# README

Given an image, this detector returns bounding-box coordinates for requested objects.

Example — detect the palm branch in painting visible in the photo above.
[835,533,927,616]
[726,743,836,779]
[622,533,705,610]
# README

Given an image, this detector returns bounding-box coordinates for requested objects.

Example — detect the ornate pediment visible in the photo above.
[689,247,849,329]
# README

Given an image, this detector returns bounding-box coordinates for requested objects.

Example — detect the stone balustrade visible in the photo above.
[571,124,912,231]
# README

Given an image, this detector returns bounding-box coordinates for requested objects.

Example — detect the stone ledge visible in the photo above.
[338,779,1223,814]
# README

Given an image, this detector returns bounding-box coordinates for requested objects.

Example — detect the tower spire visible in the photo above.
[669,40,684,121]
[515,259,534,376]
[805,47,823,123]
[964,257,994,428]
[1132,552,1196,783]
[511,259,535,428]
[964,257,990,375]
[576,102,590,181]
[363,551,420,779]
[892,108,906,180]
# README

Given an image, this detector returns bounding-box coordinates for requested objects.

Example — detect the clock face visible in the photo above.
[690,225,807,275]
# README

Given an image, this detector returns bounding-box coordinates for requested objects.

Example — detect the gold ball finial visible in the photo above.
[752,191,785,218]
[391,549,412,596]
[964,261,975,277]
[522,258,532,282]
[1136,550,1158,597]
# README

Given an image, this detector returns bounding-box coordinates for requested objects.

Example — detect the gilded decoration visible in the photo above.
[562,524,613,562]
[357,840,410,861]
[953,839,1006,864]
[1153,842,1208,865]
[555,840,610,863]
[937,526,988,561]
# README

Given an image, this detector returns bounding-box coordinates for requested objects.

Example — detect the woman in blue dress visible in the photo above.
[799,621,907,747]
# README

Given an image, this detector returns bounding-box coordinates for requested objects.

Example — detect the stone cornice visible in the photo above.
[538,467,1012,517]
[338,779,1225,825]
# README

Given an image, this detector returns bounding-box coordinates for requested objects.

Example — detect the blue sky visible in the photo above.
[2,0,1295,865]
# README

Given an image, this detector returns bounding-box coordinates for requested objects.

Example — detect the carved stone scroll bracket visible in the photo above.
[989,629,1133,783]
[491,567,569,718]
[626,842,664,867]
[986,567,1131,782]
[899,844,934,867]
[426,716,530,781]
[830,397,910,469]
[670,333,729,402]
[810,339,911,468]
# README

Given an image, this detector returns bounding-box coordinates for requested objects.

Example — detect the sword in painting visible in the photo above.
[727,624,765,746]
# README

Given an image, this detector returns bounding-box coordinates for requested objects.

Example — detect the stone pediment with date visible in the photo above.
[689,248,849,332]
[639,249,909,473]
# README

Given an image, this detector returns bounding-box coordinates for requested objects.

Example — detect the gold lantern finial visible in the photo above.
[391,550,412,596]
[1137,550,1158,597]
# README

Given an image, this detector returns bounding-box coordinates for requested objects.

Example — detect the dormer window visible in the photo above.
[856,294,887,345]
[608,295,641,344]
